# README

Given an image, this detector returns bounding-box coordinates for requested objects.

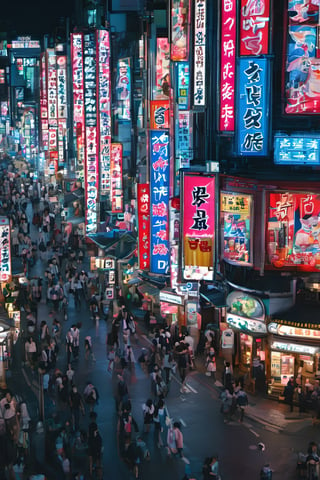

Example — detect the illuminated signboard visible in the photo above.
[150,130,170,274]
[266,192,320,271]
[0,217,11,282]
[171,0,190,61]
[116,58,131,121]
[274,135,320,165]
[227,314,267,335]
[285,1,320,114]
[159,291,183,305]
[238,57,269,156]
[47,50,57,124]
[137,183,150,270]
[268,322,320,338]
[176,62,190,110]
[271,341,318,355]
[97,29,111,193]
[110,143,123,214]
[240,0,270,56]
[182,172,215,281]
[221,192,252,265]
[175,111,193,194]
[57,119,66,165]
[71,33,85,168]
[57,56,67,119]
[194,0,206,107]
[150,100,170,129]
[155,38,170,99]
[170,245,179,291]
[40,53,48,150]
[219,0,236,132]
[84,32,98,234]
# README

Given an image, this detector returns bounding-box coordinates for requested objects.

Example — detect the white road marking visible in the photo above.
[249,428,260,437]
[179,418,187,427]
[185,382,197,394]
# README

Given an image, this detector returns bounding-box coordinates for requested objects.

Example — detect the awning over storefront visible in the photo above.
[200,290,227,308]
[138,283,160,300]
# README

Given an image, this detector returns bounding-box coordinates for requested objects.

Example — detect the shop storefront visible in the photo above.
[268,320,320,397]
[159,289,185,328]
[225,291,267,391]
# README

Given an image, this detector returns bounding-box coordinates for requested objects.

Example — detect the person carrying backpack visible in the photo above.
[236,386,249,422]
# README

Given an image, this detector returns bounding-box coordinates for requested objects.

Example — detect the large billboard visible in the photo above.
[285,1,320,114]
[221,192,253,266]
[240,0,270,56]
[150,130,170,274]
[110,143,123,214]
[266,191,320,271]
[182,172,215,280]
[97,29,112,193]
[71,33,85,168]
[171,0,190,61]
[219,0,236,132]
[137,183,150,270]
[237,57,270,156]
[194,0,206,107]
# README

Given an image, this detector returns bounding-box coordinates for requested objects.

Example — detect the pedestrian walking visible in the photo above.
[142,398,155,433]
[115,375,129,414]
[65,330,73,366]
[166,421,188,463]
[83,382,99,413]
[220,388,235,423]
[205,347,217,381]
[70,324,80,360]
[88,423,103,477]
[69,385,85,432]
[153,398,167,448]
[84,335,96,362]
[283,376,295,412]
[236,386,248,422]
[174,340,189,393]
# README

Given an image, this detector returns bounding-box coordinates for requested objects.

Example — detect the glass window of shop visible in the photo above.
[271,351,295,385]
[240,333,253,367]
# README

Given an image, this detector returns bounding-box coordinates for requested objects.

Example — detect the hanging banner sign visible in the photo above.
[240,0,270,56]
[194,0,206,107]
[219,0,236,132]
[110,143,123,213]
[57,56,67,119]
[155,38,170,99]
[47,50,57,123]
[116,57,131,121]
[176,62,190,110]
[0,217,11,282]
[137,183,151,270]
[238,57,269,156]
[150,130,170,274]
[71,33,85,167]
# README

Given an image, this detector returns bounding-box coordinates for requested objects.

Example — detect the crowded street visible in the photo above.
[0,175,319,479]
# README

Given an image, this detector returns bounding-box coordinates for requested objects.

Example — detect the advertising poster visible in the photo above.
[240,0,270,56]
[110,143,123,214]
[97,29,112,193]
[116,58,131,121]
[155,38,170,99]
[0,217,11,282]
[274,135,320,165]
[219,0,236,132]
[175,111,193,194]
[266,191,320,271]
[238,57,269,156]
[182,172,215,280]
[171,0,190,61]
[150,130,170,274]
[285,1,320,114]
[137,183,150,270]
[150,100,170,129]
[176,62,190,110]
[221,192,252,265]
[71,33,85,167]
[194,0,206,107]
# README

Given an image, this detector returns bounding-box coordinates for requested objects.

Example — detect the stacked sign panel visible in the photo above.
[219,0,236,132]
[285,1,320,114]
[84,32,98,234]
[40,53,48,151]
[97,29,111,193]
[171,0,190,61]
[57,55,67,165]
[47,49,58,171]
[71,33,85,170]
[137,183,150,270]
[239,0,270,56]
[116,58,131,121]
[155,38,170,99]
[150,130,170,274]
[237,57,269,156]
[182,172,215,280]
[0,217,11,282]
[194,0,206,107]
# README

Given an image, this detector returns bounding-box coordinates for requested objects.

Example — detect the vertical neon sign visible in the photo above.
[71,33,85,169]
[194,0,206,107]
[219,0,236,132]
